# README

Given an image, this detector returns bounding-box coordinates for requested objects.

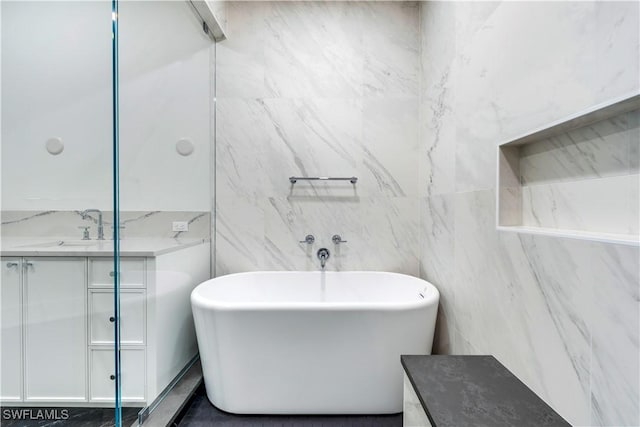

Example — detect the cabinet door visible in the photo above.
[89,290,145,345]
[23,258,87,401]
[90,348,145,402]
[1,258,22,401]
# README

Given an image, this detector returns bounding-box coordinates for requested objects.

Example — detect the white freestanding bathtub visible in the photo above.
[191,271,439,414]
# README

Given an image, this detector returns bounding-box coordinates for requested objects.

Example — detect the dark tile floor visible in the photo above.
[0,406,140,427]
[175,386,402,427]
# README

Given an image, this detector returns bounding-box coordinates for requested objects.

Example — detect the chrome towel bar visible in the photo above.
[289,176,358,184]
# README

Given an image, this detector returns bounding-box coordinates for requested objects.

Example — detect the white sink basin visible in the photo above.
[63,240,111,247]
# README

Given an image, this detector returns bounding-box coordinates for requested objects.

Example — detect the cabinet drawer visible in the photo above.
[89,290,145,345]
[90,348,145,402]
[89,258,145,288]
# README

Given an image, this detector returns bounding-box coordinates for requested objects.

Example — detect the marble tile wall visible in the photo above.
[215,1,420,275]
[519,110,640,235]
[419,2,640,426]
[0,210,211,240]
[521,173,639,235]
[403,373,432,427]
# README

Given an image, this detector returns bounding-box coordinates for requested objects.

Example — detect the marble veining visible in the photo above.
[519,111,639,185]
[215,98,271,200]
[498,107,640,236]
[521,174,638,235]
[262,97,362,190]
[362,98,419,197]
[264,2,364,99]
[361,197,420,275]
[216,2,266,99]
[361,2,419,98]
[403,372,432,427]
[511,234,592,422]
[1,210,210,239]
[420,194,456,353]
[419,2,639,425]
[451,190,592,425]
[212,3,639,426]
[362,147,406,197]
[215,196,265,275]
[419,1,457,198]
[264,196,363,271]
[216,1,420,275]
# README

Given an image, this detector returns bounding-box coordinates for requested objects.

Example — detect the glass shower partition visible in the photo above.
[117,1,213,425]
[1,1,126,426]
[2,1,214,425]
[112,0,123,424]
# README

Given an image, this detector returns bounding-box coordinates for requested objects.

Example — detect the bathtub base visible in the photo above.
[197,309,434,414]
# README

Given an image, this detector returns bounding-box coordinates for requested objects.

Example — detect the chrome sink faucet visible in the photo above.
[80,209,104,240]
[317,248,330,269]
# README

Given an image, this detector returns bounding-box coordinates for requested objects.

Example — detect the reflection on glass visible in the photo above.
[1,1,213,426]
[1,1,123,425]
[117,0,213,423]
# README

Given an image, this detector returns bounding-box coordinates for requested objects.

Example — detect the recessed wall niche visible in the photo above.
[497,93,640,246]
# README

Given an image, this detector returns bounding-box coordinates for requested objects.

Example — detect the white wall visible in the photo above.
[1,1,212,212]
[1,1,112,210]
[119,1,213,212]
[419,2,640,426]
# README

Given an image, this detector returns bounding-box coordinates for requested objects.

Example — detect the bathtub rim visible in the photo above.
[191,270,440,312]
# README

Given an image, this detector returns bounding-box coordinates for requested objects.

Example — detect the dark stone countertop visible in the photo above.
[401,355,571,427]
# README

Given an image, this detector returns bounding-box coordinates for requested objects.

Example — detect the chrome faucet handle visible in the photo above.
[332,234,347,244]
[78,226,91,240]
[299,234,315,245]
[80,209,104,240]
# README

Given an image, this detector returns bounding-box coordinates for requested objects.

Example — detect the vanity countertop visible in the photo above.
[401,355,571,427]
[0,237,209,257]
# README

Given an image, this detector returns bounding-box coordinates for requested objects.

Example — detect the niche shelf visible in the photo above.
[497,92,640,246]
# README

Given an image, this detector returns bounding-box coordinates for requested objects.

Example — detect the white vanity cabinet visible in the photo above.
[1,258,22,401]
[0,240,210,408]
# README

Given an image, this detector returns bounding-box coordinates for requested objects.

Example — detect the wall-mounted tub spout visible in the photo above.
[317,248,330,269]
